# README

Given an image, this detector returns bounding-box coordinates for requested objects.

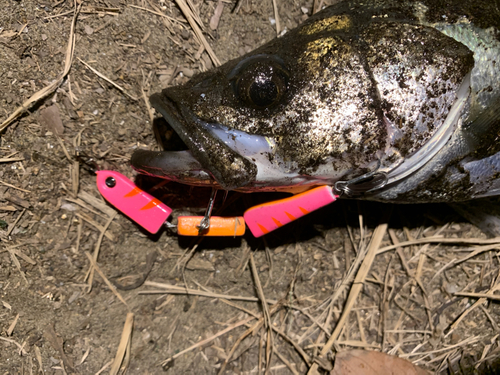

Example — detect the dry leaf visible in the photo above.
[331,350,430,375]
[39,105,64,135]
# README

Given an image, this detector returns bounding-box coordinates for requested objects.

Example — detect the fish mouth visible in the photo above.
[131,93,295,191]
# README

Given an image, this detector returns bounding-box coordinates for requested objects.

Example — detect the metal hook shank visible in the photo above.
[197,188,218,234]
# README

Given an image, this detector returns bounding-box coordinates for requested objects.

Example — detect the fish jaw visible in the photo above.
[131,90,333,192]
[136,91,258,191]
[130,91,312,191]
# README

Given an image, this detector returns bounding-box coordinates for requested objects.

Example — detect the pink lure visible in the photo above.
[244,186,338,237]
[96,170,172,234]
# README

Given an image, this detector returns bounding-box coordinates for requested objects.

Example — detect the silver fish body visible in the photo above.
[131,0,500,202]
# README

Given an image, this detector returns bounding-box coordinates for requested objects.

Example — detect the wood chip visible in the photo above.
[5,192,30,209]
[7,313,19,336]
[209,0,224,30]
[9,247,36,265]
[185,257,215,271]
[0,205,17,211]
[0,157,24,163]
[8,247,28,285]
[332,350,430,375]
[34,346,43,371]
[43,325,75,373]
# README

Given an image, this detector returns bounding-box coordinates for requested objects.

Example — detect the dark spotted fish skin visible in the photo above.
[366,0,500,202]
[132,0,500,203]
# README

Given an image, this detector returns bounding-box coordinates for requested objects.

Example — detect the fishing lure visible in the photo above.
[95,170,341,237]
[96,170,172,234]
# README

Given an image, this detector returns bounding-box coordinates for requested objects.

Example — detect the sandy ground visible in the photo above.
[1,0,500,374]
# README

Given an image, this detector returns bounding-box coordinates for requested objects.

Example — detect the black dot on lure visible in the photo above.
[105,177,116,188]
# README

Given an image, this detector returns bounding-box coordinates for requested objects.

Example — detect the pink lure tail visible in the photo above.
[243,186,338,238]
[96,170,172,234]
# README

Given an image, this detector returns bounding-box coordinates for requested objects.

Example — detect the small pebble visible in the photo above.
[182,68,194,78]
[180,29,190,40]
[84,25,94,35]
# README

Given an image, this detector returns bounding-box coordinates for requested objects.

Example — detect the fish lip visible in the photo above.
[130,149,217,187]
[130,92,258,190]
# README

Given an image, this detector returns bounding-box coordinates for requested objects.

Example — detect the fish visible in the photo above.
[131,0,500,203]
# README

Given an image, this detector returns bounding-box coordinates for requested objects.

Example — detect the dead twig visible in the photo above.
[0,336,28,355]
[377,237,500,254]
[454,291,500,301]
[44,326,76,373]
[173,0,221,67]
[0,4,81,132]
[0,180,31,193]
[141,281,279,304]
[218,303,284,375]
[272,0,281,35]
[6,313,19,336]
[84,251,129,309]
[249,252,273,373]
[77,58,138,101]
[85,211,117,292]
[161,316,255,367]
[308,220,389,374]
[110,313,134,375]
[6,207,26,238]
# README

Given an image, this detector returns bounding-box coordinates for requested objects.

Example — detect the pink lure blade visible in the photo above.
[243,186,338,238]
[96,170,172,234]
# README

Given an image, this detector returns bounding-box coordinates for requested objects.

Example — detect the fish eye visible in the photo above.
[246,71,279,107]
[229,55,289,109]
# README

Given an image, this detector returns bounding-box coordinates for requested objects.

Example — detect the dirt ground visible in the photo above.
[2,0,500,374]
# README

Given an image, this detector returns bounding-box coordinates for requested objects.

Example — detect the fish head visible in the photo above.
[131,7,473,193]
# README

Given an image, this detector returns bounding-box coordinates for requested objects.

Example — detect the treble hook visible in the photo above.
[334,161,388,197]
[197,188,218,235]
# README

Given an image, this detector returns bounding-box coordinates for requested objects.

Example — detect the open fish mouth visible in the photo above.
[131,93,299,191]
